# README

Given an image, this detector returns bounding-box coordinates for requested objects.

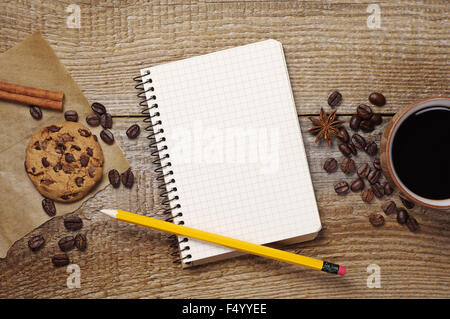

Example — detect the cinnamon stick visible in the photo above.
[0,81,63,111]
[0,90,63,110]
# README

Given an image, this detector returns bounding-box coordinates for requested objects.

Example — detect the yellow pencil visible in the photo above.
[100,209,346,275]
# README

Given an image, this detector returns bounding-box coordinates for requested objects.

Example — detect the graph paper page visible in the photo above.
[141,40,321,263]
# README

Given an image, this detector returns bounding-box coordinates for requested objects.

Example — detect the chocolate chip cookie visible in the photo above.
[25,122,104,202]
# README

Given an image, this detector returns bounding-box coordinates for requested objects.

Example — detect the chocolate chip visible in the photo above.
[65,153,75,163]
[75,177,84,187]
[86,147,93,156]
[78,128,91,137]
[47,125,61,132]
[88,166,97,178]
[33,141,41,150]
[53,162,62,172]
[42,157,50,167]
[71,145,81,151]
[80,155,89,167]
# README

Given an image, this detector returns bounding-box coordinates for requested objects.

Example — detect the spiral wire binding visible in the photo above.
[134,71,191,264]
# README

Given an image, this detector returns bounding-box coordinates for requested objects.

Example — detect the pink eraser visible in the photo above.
[338,266,346,276]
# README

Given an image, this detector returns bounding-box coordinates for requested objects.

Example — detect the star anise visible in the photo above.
[308,108,344,146]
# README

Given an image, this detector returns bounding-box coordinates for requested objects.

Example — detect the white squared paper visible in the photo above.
[141,40,321,264]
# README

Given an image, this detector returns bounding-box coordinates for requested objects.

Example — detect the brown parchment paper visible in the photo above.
[0,32,130,258]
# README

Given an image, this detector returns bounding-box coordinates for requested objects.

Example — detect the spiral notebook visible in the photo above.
[135,40,321,266]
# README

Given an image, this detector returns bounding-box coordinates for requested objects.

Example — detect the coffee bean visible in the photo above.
[338,143,352,157]
[406,215,419,232]
[52,254,70,267]
[371,182,384,198]
[361,188,374,203]
[64,216,83,231]
[42,198,56,216]
[28,235,45,252]
[121,168,135,189]
[373,157,381,170]
[323,158,337,173]
[357,163,371,178]
[382,200,397,215]
[58,236,75,252]
[78,128,91,137]
[350,114,362,131]
[126,124,141,139]
[399,193,415,209]
[397,208,409,225]
[369,92,386,106]
[328,91,342,107]
[100,129,114,145]
[75,177,84,187]
[351,178,364,192]
[42,157,50,167]
[365,141,378,156]
[351,134,366,150]
[86,114,101,127]
[91,102,106,115]
[369,213,385,227]
[88,166,97,178]
[360,120,375,132]
[29,105,42,120]
[338,126,350,143]
[100,112,113,129]
[75,233,87,251]
[347,142,357,155]
[356,104,373,120]
[383,182,394,195]
[367,169,381,184]
[341,157,356,174]
[334,181,349,195]
[80,155,89,167]
[108,169,120,188]
[65,153,75,163]
[370,113,382,126]
[64,110,78,122]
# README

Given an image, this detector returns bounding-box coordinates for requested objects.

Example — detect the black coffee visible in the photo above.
[392,106,450,200]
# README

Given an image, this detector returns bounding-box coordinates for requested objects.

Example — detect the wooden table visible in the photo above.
[0,0,449,298]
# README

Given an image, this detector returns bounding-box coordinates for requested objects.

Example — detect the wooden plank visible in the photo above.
[0,116,448,298]
[0,1,448,116]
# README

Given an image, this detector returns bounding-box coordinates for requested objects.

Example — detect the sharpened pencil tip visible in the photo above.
[99,209,118,218]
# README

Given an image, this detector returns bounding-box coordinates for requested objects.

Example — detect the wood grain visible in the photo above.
[0,0,449,298]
